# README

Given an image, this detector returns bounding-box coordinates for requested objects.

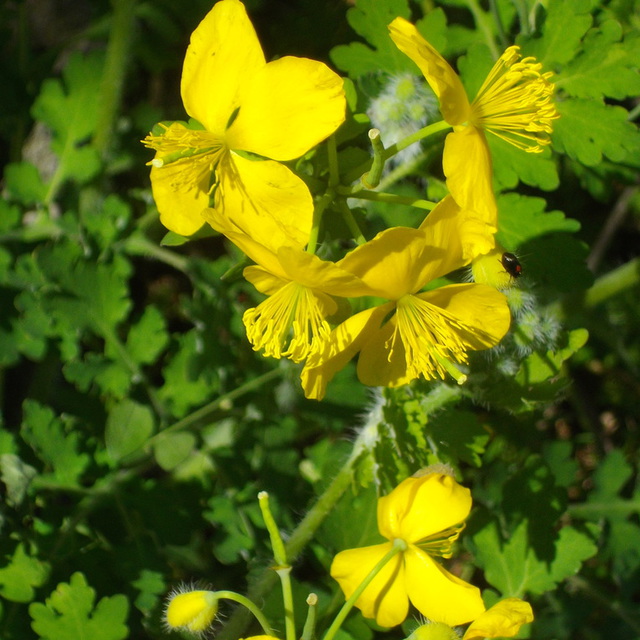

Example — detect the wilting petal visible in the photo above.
[463,598,534,640]
[228,57,346,161]
[404,546,485,626]
[217,153,313,251]
[443,127,497,242]
[330,543,410,628]
[388,17,470,125]
[149,163,210,236]
[378,474,472,544]
[418,284,510,351]
[181,0,265,133]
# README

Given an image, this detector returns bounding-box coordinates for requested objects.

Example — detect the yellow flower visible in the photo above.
[301,196,511,400]
[330,470,485,628]
[462,598,534,640]
[143,0,345,241]
[388,18,558,251]
[165,589,218,634]
[204,208,365,363]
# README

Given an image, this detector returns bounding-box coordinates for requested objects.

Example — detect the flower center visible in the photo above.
[387,294,486,382]
[243,282,333,363]
[413,523,466,559]
[142,122,226,194]
[470,46,558,152]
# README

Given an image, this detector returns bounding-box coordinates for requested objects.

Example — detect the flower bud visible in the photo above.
[165,589,218,634]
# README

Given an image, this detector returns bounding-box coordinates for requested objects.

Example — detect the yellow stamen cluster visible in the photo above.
[414,522,466,559]
[470,46,559,152]
[243,282,332,363]
[391,295,482,381]
[143,123,226,190]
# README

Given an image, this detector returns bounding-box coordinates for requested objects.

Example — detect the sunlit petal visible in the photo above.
[378,474,472,543]
[404,546,485,626]
[228,57,346,160]
[443,127,497,244]
[217,153,313,251]
[331,544,410,628]
[181,0,265,133]
[463,598,534,640]
[388,17,470,125]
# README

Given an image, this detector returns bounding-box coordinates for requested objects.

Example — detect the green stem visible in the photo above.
[215,591,276,636]
[337,199,367,245]
[322,539,407,640]
[301,594,318,640]
[488,0,508,46]
[361,129,386,189]
[327,134,340,188]
[218,428,372,640]
[584,258,640,308]
[123,233,191,273]
[259,492,296,640]
[307,190,335,254]
[336,187,437,212]
[147,368,283,445]
[465,0,501,57]
[93,0,137,156]
[343,120,451,185]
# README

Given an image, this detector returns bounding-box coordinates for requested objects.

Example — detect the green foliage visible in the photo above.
[0,0,639,639]
[29,572,129,640]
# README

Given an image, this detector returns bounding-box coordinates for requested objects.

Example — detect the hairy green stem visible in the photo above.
[465,0,500,57]
[218,428,372,640]
[584,258,640,308]
[93,0,137,155]
[215,590,275,636]
[336,186,437,211]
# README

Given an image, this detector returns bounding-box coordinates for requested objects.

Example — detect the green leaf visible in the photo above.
[490,137,559,192]
[153,432,196,471]
[472,519,598,597]
[2,162,47,205]
[556,21,640,100]
[516,328,589,385]
[0,543,49,603]
[21,400,90,486]
[131,570,166,614]
[496,193,580,249]
[330,0,413,78]
[552,99,640,167]
[569,449,640,521]
[125,306,168,366]
[105,399,155,462]
[523,0,593,66]
[427,410,490,467]
[31,52,104,189]
[29,572,128,640]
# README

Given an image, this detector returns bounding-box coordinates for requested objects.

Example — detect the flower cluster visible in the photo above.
[143,0,558,400]
[330,469,534,637]
[164,471,534,640]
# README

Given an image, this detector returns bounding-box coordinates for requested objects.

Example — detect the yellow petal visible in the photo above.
[338,227,434,299]
[243,265,289,295]
[418,284,511,350]
[301,305,392,400]
[442,127,497,243]
[181,0,265,133]
[203,207,287,277]
[388,17,470,125]
[216,153,313,251]
[356,314,414,388]
[330,543,410,628]
[149,163,210,236]
[378,474,472,543]
[227,57,346,161]
[404,546,486,626]
[462,598,534,640]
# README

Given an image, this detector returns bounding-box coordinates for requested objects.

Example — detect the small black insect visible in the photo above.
[500,252,522,279]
